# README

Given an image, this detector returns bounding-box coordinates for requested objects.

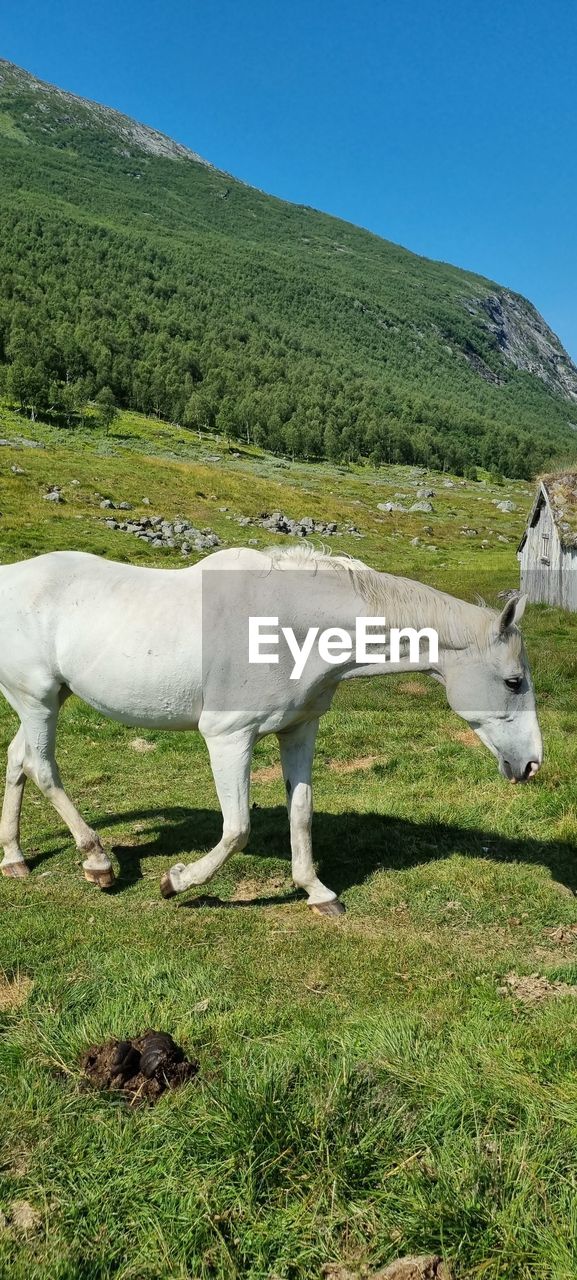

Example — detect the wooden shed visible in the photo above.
[518,471,577,610]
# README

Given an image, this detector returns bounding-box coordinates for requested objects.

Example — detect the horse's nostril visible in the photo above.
[524,760,540,780]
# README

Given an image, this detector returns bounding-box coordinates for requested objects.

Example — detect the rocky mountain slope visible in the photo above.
[0,57,576,477]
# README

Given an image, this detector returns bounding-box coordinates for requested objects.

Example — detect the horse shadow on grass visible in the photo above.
[73,803,577,905]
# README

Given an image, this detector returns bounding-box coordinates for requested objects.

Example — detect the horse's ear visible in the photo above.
[498,593,527,635]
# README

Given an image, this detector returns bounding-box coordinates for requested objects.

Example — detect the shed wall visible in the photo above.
[519,498,577,610]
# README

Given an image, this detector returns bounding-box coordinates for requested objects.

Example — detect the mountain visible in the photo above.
[1,57,576,478]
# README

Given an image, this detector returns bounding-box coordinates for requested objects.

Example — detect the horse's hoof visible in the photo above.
[308,899,346,918]
[1,861,30,879]
[160,871,177,899]
[84,866,116,889]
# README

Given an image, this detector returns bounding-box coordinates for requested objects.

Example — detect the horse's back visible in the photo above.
[0,551,206,725]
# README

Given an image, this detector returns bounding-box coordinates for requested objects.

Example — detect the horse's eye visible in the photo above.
[505,677,523,692]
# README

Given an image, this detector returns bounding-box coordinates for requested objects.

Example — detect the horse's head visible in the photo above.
[441,594,542,783]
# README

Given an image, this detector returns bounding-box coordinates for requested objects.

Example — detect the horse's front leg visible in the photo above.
[278,719,345,917]
[160,729,255,898]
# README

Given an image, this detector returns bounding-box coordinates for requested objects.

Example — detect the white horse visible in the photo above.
[0,547,542,914]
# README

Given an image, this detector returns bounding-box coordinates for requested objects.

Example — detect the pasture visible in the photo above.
[2,407,577,1279]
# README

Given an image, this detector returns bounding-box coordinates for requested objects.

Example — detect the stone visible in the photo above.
[495,499,516,512]
[409,501,433,513]
[11,465,25,474]
[100,498,115,509]
[43,490,63,502]
[105,519,119,529]
[117,501,132,511]
[416,488,435,498]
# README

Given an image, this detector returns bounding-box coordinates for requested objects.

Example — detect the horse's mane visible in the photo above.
[264,544,511,655]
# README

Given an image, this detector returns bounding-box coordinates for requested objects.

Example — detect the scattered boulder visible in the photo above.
[494,500,516,512]
[378,502,407,513]
[409,501,433,513]
[99,497,133,510]
[81,1029,198,1104]
[460,527,477,537]
[10,465,24,475]
[43,487,64,503]
[416,488,435,498]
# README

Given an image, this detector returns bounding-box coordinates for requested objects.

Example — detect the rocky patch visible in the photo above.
[103,513,221,554]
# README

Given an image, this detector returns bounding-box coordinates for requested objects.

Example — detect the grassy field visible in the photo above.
[2,407,577,1279]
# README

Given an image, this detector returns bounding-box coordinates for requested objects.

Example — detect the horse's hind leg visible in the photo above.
[161,730,254,898]
[0,726,29,879]
[279,719,344,917]
[17,694,115,889]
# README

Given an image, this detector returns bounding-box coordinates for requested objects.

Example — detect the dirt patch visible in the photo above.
[0,973,33,1012]
[233,875,289,901]
[81,1030,198,1104]
[372,1260,451,1280]
[322,1260,450,1280]
[499,972,577,1004]
[251,763,282,783]
[545,924,577,945]
[450,729,481,748]
[130,738,157,753]
[8,1200,41,1234]
[397,680,429,696]
[328,755,379,775]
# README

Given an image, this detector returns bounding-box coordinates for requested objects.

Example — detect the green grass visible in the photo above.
[2,408,577,1278]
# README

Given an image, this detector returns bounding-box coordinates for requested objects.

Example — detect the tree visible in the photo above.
[94,386,118,431]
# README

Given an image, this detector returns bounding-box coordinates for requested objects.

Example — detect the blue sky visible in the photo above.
[4,0,577,358]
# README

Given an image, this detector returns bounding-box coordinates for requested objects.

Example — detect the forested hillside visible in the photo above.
[1,58,576,477]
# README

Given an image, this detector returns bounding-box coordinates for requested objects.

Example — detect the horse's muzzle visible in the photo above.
[502,758,541,783]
